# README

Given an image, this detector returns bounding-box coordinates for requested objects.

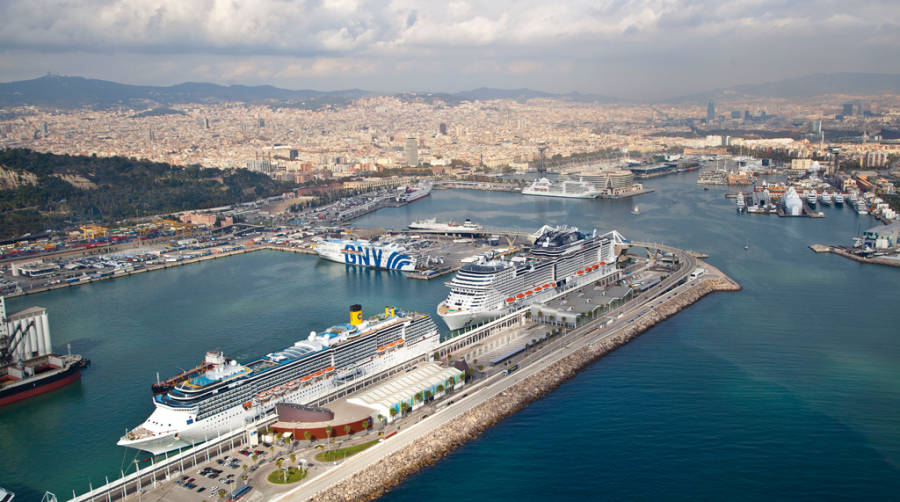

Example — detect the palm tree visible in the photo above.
[389,407,398,420]
[425,389,433,402]
[400,401,410,416]
[344,425,352,436]
[436,384,444,394]
[325,425,333,441]
[448,376,455,387]
[290,453,296,465]
[303,430,311,442]
[218,489,227,500]
[276,458,283,470]
[362,419,370,430]
[251,454,258,464]
[376,414,384,426]
[414,392,423,404]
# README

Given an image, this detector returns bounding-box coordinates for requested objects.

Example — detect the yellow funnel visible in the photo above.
[350,304,363,326]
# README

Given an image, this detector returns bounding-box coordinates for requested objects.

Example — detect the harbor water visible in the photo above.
[3,171,900,499]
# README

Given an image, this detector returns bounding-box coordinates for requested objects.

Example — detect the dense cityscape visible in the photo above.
[2,1,900,502]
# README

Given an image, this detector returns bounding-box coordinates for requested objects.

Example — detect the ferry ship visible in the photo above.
[312,238,416,272]
[521,178,602,199]
[408,218,483,233]
[119,305,440,454]
[395,182,432,204]
[438,226,622,331]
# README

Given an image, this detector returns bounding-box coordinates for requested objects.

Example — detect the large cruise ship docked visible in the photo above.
[119,305,440,454]
[395,182,432,203]
[313,238,417,271]
[521,178,603,199]
[408,218,483,233]
[438,226,622,331]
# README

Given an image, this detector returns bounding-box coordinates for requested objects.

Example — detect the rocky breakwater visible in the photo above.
[311,271,740,502]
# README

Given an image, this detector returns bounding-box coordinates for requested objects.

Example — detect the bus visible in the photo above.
[503,364,519,376]
[228,485,252,501]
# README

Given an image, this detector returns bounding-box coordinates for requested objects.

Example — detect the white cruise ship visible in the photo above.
[437,226,622,331]
[119,305,440,454]
[408,218,483,233]
[313,238,416,272]
[395,182,432,203]
[522,178,602,199]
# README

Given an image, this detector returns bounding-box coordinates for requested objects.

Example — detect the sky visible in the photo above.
[0,0,898,100]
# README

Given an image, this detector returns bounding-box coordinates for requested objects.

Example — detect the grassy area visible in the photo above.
[314,439,380,462]
[267,466,307,484]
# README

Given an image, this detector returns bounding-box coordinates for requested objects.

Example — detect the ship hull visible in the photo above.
[314,242,416,271]
[521,189,599,199]
[437,306,504,331]
[0,365,81,407]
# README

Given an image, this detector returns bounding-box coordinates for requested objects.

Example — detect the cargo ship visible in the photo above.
[119,304,439,454]
[438,226,623,331]
[0,297,90,407]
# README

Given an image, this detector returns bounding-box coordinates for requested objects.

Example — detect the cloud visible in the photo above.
[0,0,898,99]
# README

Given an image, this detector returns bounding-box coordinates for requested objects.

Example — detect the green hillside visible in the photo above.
[0,149,296,239]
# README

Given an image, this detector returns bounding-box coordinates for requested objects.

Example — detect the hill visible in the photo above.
[0,75,619,108]
[0,75,371,109]
[0,149,296,239]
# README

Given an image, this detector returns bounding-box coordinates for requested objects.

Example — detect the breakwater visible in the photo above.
[311,271,740,501]
[809,244,900,268]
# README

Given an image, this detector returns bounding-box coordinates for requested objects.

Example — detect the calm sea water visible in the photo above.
[2,172,899,500]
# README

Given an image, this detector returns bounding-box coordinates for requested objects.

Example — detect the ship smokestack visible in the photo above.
[350,304,363,326]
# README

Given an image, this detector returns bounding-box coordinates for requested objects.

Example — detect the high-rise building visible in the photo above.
[257,118,265,128]
[405,137,418,167]
[41,122,48,136]
[707,101,715,122]
[439,123,448,135]
[204,118,210,129]
[842,103,854,116]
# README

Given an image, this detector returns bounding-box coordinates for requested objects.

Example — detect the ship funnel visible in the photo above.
[391,307,395,317]
[350,304,363,326]
[385,305,391,317]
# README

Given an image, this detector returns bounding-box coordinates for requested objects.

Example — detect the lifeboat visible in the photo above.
[543,284,551,289]
[525,290,533,296]
[551,282,557,287]
[599,262,606,266]
[577,270,584,275]
[516,293,525,299]
[242,401,252,410]
[506,297,515,303]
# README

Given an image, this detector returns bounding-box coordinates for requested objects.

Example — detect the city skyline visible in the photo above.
[2,0,899,100]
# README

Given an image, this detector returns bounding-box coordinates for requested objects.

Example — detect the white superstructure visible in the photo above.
[522,178,603,199]
[408,218,483,233]
[438,226,622,331]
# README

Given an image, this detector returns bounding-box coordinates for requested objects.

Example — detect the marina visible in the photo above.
[3,174,900,500]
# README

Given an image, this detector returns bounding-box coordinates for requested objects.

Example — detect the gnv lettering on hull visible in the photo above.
[344,245,383,268]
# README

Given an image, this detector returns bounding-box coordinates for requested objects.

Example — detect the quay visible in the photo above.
[809,244,900,268]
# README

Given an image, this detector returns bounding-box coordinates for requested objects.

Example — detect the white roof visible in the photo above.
[349,363,463,412]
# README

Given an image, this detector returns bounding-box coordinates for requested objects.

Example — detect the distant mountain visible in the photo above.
[669,72,900,103]
[0,75,372,108]
[0,75,621,108]
[453,87,618,103]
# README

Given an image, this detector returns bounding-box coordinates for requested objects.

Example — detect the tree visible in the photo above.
[389,407,398,419]
[400,401,410,416]
[304,430,311,442]
[218,489,227,500]
[362,419,370,430]
[290,453,296,465]
[325,425,333,441]
[447,376,456,387]
[414,392,423,404]
[425,389,433,401]
[376,414,384,425]
[436,384,445,394]
[276,458,283,470]
[251,454,259,464]
[344,425,352,436]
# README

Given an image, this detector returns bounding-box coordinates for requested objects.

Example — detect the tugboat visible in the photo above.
[736,192,745,213]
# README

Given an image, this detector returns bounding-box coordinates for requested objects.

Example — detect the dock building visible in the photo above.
[863,222,900,249]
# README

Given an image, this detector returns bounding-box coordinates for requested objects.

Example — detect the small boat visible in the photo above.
[834,193,845,206]
[630,205,640,215]
[744,239,749,250]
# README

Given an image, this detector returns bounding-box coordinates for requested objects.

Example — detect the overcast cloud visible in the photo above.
[0,0,898,99]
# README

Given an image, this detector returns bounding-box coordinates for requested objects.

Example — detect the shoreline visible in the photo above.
[4,244,319,299]
[311,271,740,501]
